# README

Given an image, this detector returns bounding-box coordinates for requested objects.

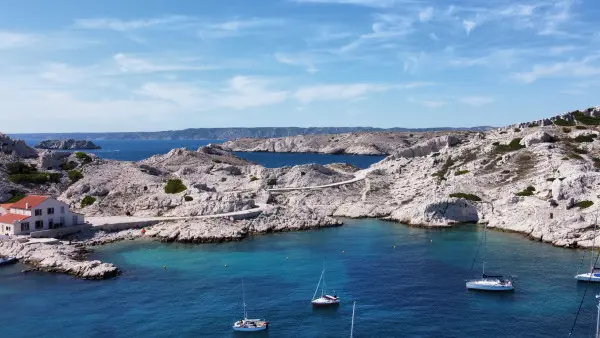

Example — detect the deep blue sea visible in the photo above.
[1,219,599,337]
[19,139,385,169]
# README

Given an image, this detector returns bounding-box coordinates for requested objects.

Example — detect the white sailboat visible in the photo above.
[312,269,340,307]
[232,280,269,332]
[466,223,514,291]
[575,221,600,282]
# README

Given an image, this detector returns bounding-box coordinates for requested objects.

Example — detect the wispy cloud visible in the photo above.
[512,55,600,84]
[113,54,214,73]
[199,18,285,39]
[291,0,410,8]
[418,7,434,22]
[0,31,36,49]
[462,20,477,35]
[274,53,318,73]
[459,96,495,106]
[73,16,189,32]
[339,13,414,53]
[294,83,389,103]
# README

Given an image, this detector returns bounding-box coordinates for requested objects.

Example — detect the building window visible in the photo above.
[47,208,54,215]
[34,209,42,216]
[21,222,30,232]
[35,220,43,229]
[48,219,54,229]
[72,216,78,225]
[60,206,65,214]
[5,226,9,231]
[59,217,65,226]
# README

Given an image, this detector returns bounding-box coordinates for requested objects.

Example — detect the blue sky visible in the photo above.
[1,0,599,132]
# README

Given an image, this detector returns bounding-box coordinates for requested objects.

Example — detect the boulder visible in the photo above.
[519,131,553,147]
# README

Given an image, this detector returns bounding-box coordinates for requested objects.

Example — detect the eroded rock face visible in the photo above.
[520,131,553,147]
[35,139,101,150]
[38,150,71,170]
[393,135,460,158]
[0,134,37,158]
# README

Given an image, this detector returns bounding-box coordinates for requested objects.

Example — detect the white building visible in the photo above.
[0,195,84,236]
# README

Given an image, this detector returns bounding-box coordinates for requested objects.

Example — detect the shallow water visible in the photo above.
[1,219,598,337]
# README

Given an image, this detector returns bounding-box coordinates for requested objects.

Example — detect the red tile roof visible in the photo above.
[0,213,29,224]
[10,195,49,210]
[0,203,13,210]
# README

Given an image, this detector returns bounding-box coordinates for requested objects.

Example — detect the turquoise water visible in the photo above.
[20,139,384,168]
[1,219,598,337]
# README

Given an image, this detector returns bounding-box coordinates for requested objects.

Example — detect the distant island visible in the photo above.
[35,139,101,150]
[12,126,494,141]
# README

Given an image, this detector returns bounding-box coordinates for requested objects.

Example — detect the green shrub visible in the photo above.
[266,178,277,186]
[6,162,36,175]
[494,138,525,153]
[575,125,588,130]
[184,195,193,202]
[8,173,61,184]
[569,153,584,160]
[546,178,556,182]
[432,156,455,180]
[431,152,440,157]
[250,175,259,182]
[60,161,78,171]
[554,118,574,126]
[455,170,470,176]
[81,196,96,208]
[75,152,92,164]
[492,142,500,146]
[528,123,539,128]
[573,147,588,154]
[593,157,600,169]
[514,128,521,132]
[68,170,83,183]
[576,200,594,209]
[515,186,535,196]
[573,111,600,125]
[164,179,187,194]
[573,135,595,143]
[7,192,25,203]
[449,193,482,202]
[562,127,572,133]
[561,157,569,160]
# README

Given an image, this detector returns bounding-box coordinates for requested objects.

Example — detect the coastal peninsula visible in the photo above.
[35,139,101,150]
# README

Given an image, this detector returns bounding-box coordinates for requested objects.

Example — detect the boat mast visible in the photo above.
[242,279,247,320]
[596,294,600,338]
[313,269,324,301]
[350,301,356,338]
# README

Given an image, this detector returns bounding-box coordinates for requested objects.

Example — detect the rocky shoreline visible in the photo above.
[35,139,101,150]
[1,106,600,280]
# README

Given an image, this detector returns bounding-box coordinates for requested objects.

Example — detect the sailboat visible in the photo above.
[350,301,356,338]
[575,221,600,282]
[466,223,514,291]
[232,280,269,332]
[312,269,340,307]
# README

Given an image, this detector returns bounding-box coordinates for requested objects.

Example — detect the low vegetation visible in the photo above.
[572,135,596,143]
[554,118,574,126]
[494,138,525,153]
[250,175,259,182]
[81,196,96,208]
[575,125,588,130]
[164,179,187,194]
[266,178,277,186]
[576,200,594,209]
[514,128,521,132]
[7,192,26,203]
[546,178,556,182]
[184,195,193,202]
[528,122,539,128]
[432,157,455,180]
[60,161,78,171]
[593,157,600,169]
[68,170,84,183]
[9,172,61,184]
[75,152,92,164]
[516,186,536,197]
[449,193,482,202]
[562,127,572,133]
[573,110,600,125]
[454,170,470,176]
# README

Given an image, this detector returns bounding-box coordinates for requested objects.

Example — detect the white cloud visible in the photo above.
[219,76,288,109]
[210,18,284,32]
[539,0,575,36]
[499,4,538,17]
[421,100,446,108]
[73,16,189,32]
[419,7,434,22]
[113,54,214,73]
[294,83,389,103]
[512,55,600,84]
[462,20,477,35]
[340,14,414,53]
[459,96,495,106]
[429,32,439,41]
[274,53,318,73]
[0,31,36,49]
[291,0,409,8]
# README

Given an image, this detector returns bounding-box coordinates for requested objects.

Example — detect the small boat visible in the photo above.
[232,280,268,332]
[466,224,514,292]
[575,219,600,282]
[0,256,17,266]
[312,269,340,307]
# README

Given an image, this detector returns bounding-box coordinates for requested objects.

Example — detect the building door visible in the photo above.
[73,216,78,225]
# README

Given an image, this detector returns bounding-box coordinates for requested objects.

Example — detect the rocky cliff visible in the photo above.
[35,139,101,150]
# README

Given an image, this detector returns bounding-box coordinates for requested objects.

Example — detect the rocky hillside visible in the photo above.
[223,131,474,155]
[35,139,101,150]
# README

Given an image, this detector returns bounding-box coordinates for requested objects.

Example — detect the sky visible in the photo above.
[1,0,599,133]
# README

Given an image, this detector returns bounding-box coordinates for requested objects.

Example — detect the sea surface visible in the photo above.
[1,219,598,337]
[20,139,385,169]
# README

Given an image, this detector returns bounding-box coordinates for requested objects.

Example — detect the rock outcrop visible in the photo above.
[0,133,37,158]
[35,139,101,150]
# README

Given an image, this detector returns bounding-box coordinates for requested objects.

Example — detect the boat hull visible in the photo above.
[466,281,514,291]
[575,273,600,282]
[312,295,340,307]
[232,320,268,332]
[232,326,268,332]
[0,257,17,266]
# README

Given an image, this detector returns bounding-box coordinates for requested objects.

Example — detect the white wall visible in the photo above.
[11,199,85,235]
[1,223,12,236]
